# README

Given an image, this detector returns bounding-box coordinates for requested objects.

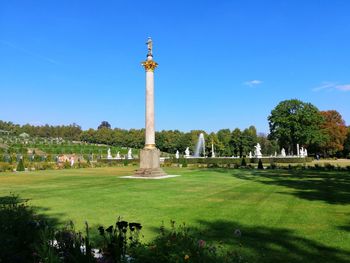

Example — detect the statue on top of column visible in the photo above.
[146,37,153,56]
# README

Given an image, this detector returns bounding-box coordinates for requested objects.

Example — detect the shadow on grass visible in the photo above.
[230,169,350,205]
[150,219,350,263]
[337,217,350,232]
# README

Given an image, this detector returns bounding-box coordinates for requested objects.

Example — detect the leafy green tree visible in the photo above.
[156,130,188,153]
[95,127,114,145]
[80,128,97,143]
[177,132,192,154]
[205,132,221,157]
[343,126,350,158]
[231,128,242,157]
[112,128,129,147]
[98,121,111,130]
[241,126,258,156]
[268,99,324,154]
[258,133,279,155]
[320,110,348,156]
[217,129,232,156]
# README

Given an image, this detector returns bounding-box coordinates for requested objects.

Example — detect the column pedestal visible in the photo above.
[135,148,166,177]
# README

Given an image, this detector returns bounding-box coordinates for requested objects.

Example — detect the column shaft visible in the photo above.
[145,70,155,148]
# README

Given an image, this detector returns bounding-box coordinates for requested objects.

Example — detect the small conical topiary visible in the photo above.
[241,157,247,167]
[258,159,264,169]
[17,158,25,171]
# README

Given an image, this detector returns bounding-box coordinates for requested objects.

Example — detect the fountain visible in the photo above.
[194,133,205,157]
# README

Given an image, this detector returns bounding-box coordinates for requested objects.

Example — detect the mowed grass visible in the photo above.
[1,167,350,262]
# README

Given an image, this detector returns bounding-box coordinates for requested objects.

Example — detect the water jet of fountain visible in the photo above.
[194,133,205,157]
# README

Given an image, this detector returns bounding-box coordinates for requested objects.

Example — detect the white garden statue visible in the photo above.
[107,148,112,159]
[185,147,190,158]
[70,157,75,167]
[299,147,308,157]
[254,143,262,158]
[175,150,180,159]
[281,148,286,157]
[127,148,133,159]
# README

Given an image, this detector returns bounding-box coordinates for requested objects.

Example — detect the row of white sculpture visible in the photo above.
[105,144,307,160]
[107,148,133,160]
[180,143,307,159]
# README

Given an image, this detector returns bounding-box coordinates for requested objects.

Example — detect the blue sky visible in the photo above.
[0,0,349,133]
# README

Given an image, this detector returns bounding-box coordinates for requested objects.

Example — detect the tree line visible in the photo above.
[80,126,271,157]
[0,121,82,140]
[1,98,349,157]
[268,99,350,157]
[0,120,274,157]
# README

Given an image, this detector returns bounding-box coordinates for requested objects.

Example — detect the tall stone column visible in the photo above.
[143,56,157,149]
[135,38,166,177]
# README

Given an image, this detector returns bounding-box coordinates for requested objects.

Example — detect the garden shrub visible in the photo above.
[0,195,46,263]
[269,162,276,169]
[33,162,56,171]
[63,160,71,169]
[0,162,13,172]
[324,163,335,170]
[180,158,188,167]
[46,154,52,162]
[17,158,25,171]
[241,157,247,167]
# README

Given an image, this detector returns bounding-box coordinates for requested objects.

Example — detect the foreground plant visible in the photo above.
[0,194,45,263]
[129,220,243,263]
[97,218,142,263]
[1,195,243,263]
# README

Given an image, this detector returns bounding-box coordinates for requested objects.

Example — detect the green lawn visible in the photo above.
[1,167,350,262]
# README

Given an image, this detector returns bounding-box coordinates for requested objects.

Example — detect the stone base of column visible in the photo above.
[134,148,167,177]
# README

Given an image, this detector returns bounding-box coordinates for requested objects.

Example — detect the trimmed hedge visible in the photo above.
[164,157,313,166]
[98,159,139,166]
[0,162,14,172]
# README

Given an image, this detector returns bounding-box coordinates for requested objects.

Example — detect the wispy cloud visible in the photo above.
[313,82,350,92]
[0,40,60,65]
[244,80,263,87]
[336,84,350,91]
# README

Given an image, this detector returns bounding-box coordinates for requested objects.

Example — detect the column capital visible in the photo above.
[142,60,158,72]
